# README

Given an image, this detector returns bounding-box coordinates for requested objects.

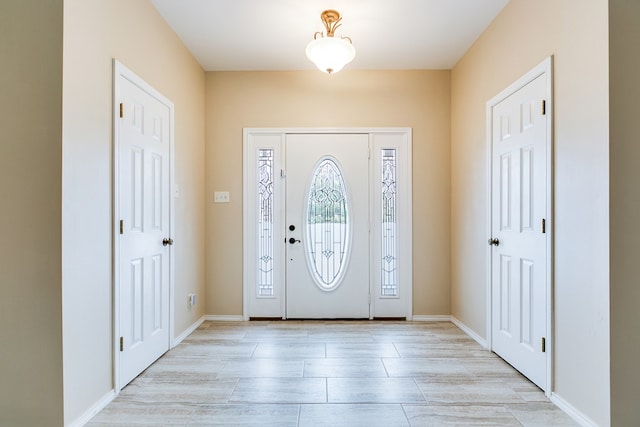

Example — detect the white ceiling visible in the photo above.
[150,0,509,72]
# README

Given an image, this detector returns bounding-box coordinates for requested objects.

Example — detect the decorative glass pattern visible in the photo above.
[306,158,350,289]
[381,149,398,296]
[257,149,274,296]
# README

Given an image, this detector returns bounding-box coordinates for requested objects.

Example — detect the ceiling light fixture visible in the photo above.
[305,10,356,74]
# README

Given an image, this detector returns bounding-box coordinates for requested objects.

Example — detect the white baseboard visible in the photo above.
[204,315,245,322]
[172,315,205,347]
[451,316,489,349]
[68,390,116,427]
[412,315,452,322]
[550,393,599,427]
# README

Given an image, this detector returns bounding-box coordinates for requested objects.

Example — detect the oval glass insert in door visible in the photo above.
[305,157,352,291]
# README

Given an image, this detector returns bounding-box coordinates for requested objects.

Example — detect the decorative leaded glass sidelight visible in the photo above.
[306,158,350,290]
[257,149,274,296]
[381,149,398,296]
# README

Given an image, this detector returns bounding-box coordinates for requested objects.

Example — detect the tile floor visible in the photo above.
[87,321,577,426]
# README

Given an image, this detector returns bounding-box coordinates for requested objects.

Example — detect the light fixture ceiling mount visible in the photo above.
[305,9,356,74]
[315,10,343,38]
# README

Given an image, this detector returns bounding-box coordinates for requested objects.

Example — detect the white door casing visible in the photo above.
[114,61,174,389]
[243,128,412,320]
[487,57,553,392]
[285,134,370,319]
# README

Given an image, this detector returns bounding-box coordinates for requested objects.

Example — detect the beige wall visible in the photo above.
[451,0,609,425]
[205,70,451,317]
[62,0,205,424]
[609,1,640,425]
[0,1,64,425]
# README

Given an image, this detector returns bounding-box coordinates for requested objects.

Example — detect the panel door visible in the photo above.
[117,74,171,386]
[285,134,369,318]
[491,74,547,389]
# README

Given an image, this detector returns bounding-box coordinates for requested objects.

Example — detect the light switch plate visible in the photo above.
[214,191,230,203]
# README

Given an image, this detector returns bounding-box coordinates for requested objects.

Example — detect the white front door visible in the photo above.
[285,134,370,318]
[243,128,412,320]
[490,71,549,389]
[115,64,172,387]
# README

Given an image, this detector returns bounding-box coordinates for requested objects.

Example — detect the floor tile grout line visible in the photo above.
[248,342,259,358]
[392,341,402,358]
[381,357,391,378]
[400,403,412,426]
[325,377,329,404]
[412,376,429,404]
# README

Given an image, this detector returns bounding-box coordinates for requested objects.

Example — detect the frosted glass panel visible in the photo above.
[381,149,398,296]
[257,149,274,296]
[306,158,350,290]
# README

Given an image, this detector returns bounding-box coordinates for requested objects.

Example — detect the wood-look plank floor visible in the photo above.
[87,321,577,426]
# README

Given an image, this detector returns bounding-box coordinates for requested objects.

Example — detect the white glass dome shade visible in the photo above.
[306,36,356,74]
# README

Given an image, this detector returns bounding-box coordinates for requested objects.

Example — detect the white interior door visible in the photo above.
[285,134,370,318]
[116,65,172,387]
[490,73,548,389]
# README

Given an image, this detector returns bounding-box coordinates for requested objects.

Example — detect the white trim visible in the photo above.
[112,59,122,395]
[544,57,555,399]
[485,89,493,350]
[247,127,414,135]
[412,315,452,322]
[550,393,599,427]
[172,316,205,346]
[485,56,553,394]
[67,390,116,427]
[112,59,175,392]
[451,316,490,349]
[205,315,245,322]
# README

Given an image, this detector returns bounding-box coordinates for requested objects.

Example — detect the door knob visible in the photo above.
[488,238,500,246]
[162,238,174,246]
[289,237,301,244]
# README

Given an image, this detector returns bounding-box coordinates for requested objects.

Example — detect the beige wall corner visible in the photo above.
[0,1,64,425]
[451,0,609,425]
[62,0,205,424]
[609,1,640,425]
[204,70,452,317]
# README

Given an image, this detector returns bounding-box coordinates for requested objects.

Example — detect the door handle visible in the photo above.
[162,238,174,246]
[488,238,500,247]
[289,237,301,244]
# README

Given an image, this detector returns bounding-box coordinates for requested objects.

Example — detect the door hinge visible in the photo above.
[119,219,124,235]
[281,169,286,178]
[542,218,546,234]
[541,337,546,353]
[119,336,124,352]
[542,100,546,116]
[119,102,124,118]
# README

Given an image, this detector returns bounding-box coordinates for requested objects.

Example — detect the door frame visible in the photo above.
[112,60,176,392]
[485,56,554,395]
[243,128,413,320]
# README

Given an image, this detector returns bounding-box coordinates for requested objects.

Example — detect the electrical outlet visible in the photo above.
[187,293,196,308]
[214,191,230,203]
